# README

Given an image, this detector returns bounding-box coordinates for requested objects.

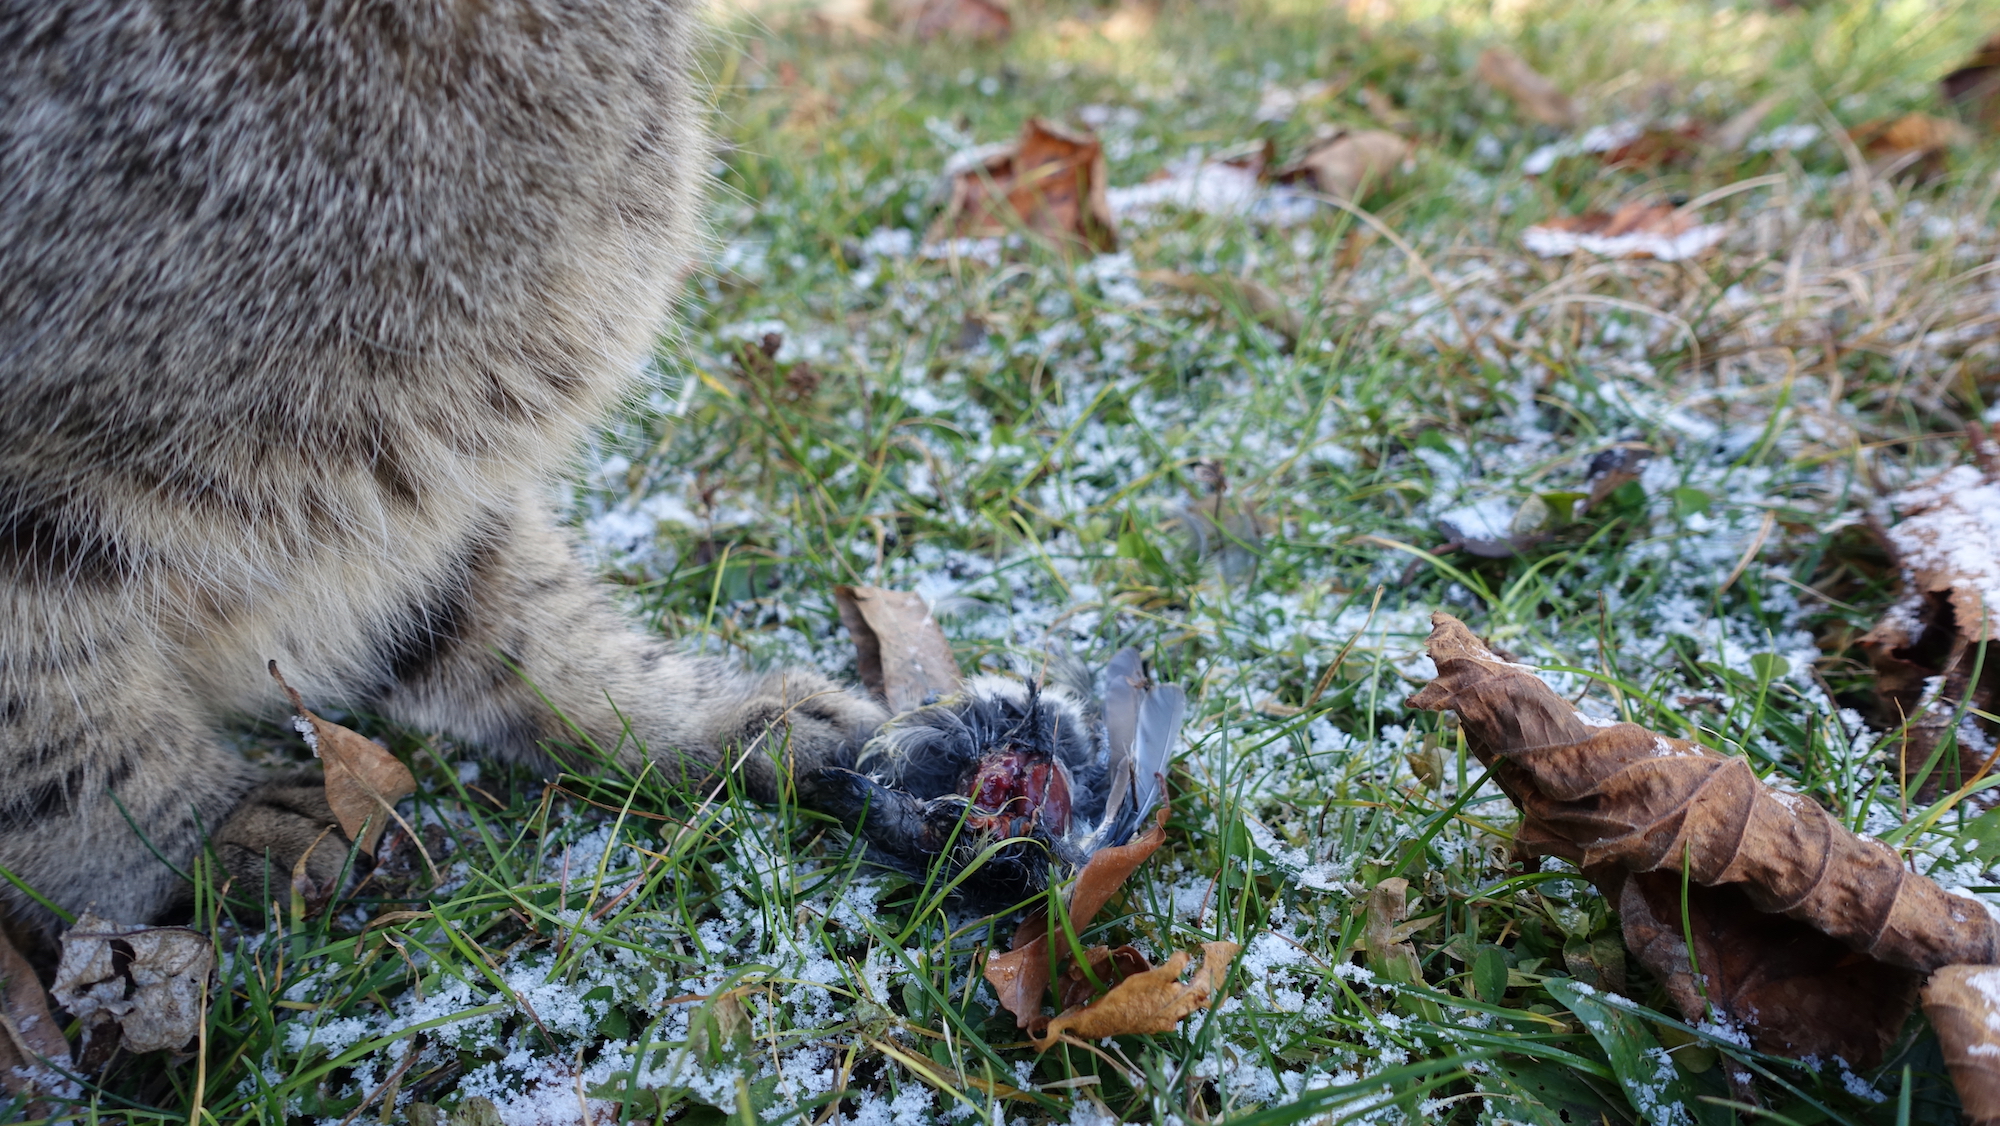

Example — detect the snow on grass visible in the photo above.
[56,1,2000,1124]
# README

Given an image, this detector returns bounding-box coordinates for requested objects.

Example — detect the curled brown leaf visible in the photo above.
[1945,34,2000,132]
[833,585,963,714]
[271,663,417,854]
[1408,612,1999,1066]
[0,924,69,1105]
[1273,130,1410,201]
[1860,449,2000,795]
[1476,48,1578,129]
[1923,964,2000,1125]
[1362,877,1423,984]
[931,119,1118,253]
[1522,201,1725,262]
[1848,113,1971,182]
[985,807,1169,1028]
[1031,941,1240,1049]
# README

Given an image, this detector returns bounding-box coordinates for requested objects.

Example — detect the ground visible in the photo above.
[29,0,2000,1122]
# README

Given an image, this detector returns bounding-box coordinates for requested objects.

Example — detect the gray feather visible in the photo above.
[1098,647,1145,835]
[1128,680,1185,824]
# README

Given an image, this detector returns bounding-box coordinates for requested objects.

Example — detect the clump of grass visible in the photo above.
[22,0,2000,1122]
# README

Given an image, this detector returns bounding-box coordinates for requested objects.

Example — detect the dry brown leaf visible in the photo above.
[930,118,1118,254]
[985,807,1169,1027]
[1031,941,1239,1048]
[0,924,69,1105]
[1612,869,1919,1066]
[833,585,963,714]
[270,663,417,854]
[1408,612,2000,1067]
[1138,270,1302,348]
[51,911,213,1056]
[1477,47,1579,129]
[1946,34,2000,132]
[1923,964,2000,1125]
[1596,124,1705,170]
[1522,201,1725,262]
[1273,130,1410,201]
[1860,445,2000,794]
[1362,877,1423,984]
[1853,112,1973,157]
[1850,113,1972,180]
[1058,943,1152,1011]
[912,0,1010,42]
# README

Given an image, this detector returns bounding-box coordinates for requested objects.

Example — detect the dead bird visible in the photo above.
[810,648,1185,911]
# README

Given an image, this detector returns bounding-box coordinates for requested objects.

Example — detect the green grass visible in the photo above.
[24,0,2000,1122]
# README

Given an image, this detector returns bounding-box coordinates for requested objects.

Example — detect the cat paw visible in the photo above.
[212,772,353,905]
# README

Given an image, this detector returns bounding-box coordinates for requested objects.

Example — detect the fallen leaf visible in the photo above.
[1058,944,1153,1010]
[1138,270,1301,348]
[911,0,1010,42]
[985,808,1168,1027]
[1561,928,1627,995]
[50,911,213,1056]
[931,119,1118,253]
[1362,877,1422,984]
[833,586,963,714]
[0,925,69,1106]
[1853,112,1973,156]
[1945,34,2000,132]
[1850,113,1971,179]
[1273,129,1410,201]
[1408,612,2000,1067]
[1595,123,1705,170]
[270,663,417,854]
[1521,201,1725,262]
[1031,941,1237,1048]
[1860,441,2000,795]
[1612,869,1919,1067]
[1922,964,2000,1125]
[1477,47,1579,129]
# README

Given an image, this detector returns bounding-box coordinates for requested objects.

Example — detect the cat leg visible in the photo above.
[0,592,309,941]
[372,507,888,801]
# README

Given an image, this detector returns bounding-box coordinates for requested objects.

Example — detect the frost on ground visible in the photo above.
[96,3,2000,1125]
[533,13,2000,1116]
